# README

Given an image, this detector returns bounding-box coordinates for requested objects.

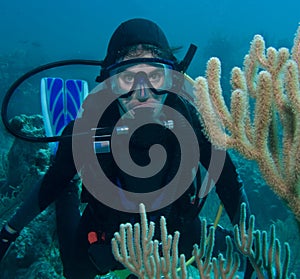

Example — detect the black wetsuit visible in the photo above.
[10,90,252,278]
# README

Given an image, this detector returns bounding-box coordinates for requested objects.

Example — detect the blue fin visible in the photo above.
[40,77,88,153]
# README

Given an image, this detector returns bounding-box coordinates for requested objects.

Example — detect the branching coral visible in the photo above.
[111,203,296,278]
[193,25,300,224]
[112,204,188,279]
[234,204,296,279]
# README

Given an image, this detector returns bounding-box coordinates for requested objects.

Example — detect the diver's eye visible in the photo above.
[119,72,135,85]
[148,69,164,84]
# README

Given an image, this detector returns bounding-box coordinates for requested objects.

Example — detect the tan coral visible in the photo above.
[112,203,296,278]
[193,25,300,223]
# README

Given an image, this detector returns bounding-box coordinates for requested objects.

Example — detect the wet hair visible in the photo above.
[115,44,180,63]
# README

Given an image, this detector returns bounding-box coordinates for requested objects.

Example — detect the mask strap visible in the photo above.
[177,44,197,73]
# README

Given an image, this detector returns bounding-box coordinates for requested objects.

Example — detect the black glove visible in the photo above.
[0,225,19,262]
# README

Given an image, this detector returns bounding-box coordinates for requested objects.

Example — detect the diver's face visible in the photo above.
[117,53,167,119]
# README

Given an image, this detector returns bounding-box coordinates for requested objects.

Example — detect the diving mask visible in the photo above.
[106,58,175,96]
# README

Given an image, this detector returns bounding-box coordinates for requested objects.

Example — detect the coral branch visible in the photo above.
[112,203,296,278]
[234,204,296,278]
[194,25,300,223]
[111,203,188,278]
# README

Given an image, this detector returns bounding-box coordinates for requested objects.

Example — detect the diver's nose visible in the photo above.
[136,84,150,101]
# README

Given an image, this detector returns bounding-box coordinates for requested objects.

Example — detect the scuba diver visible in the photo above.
[0,18,254,278]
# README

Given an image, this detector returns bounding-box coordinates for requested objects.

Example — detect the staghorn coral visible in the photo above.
[193,25,300,225]
[111,203,296,278]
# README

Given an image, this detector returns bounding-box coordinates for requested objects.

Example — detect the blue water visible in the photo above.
[1,0,300,277]
[1,0,299,75]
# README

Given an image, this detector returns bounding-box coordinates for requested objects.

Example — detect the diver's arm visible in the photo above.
[212,152,255,279]
[196,117,254,279]
[197,128,251,225]
[214,150,251,225]
[189,102,254,278]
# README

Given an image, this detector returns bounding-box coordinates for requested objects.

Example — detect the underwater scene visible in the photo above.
[0,0,300,278]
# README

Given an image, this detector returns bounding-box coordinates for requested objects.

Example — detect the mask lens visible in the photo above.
[107,59,174,95]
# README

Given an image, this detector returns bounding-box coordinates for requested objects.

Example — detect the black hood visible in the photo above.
[103,18,171,67]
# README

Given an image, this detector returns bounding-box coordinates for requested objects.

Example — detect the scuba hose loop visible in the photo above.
[1,59,103,143]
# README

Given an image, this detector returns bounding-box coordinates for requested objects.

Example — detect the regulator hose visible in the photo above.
[1,59,103,142]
